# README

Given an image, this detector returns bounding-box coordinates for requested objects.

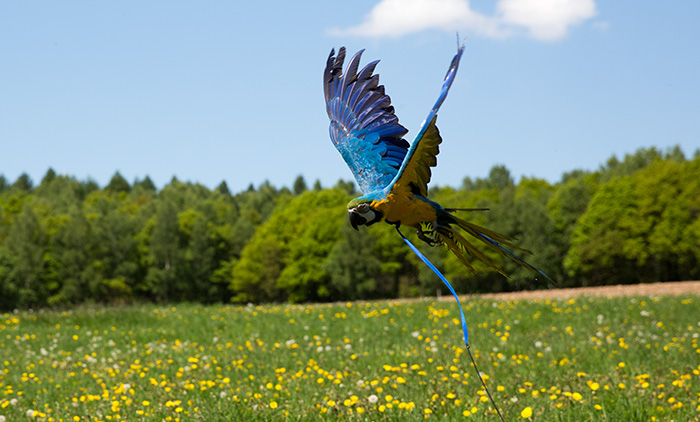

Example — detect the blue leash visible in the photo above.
[396,227,506,421]
[396,227,469,344]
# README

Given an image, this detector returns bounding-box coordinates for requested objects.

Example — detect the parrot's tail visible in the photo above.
[430,213,552,282]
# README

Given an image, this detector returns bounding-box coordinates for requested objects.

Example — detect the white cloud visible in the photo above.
[328,0,506,39]
[498,0,597,40]
[329,0,597,41]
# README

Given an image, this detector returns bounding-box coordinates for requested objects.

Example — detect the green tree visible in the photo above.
[334,179,356,196]
[0,175,8,193]
[546,174,599,285]
[106,172,131,193]
[598,147,663,181]
[12,173,33,192]
[565,176,639,285]
[322,219,382,300]
[277,194,347,302]
[134,176,157,192]
[146,200,180,301]
[48,207,99,304]
[40,168,57,186]
[0,247,16,309]
[665,145,685,162]
[565,157,700,285]
[85,190,142,300]
[185,214,217,301]
[463,165,514,191]
[230,189,348,303]
[35,174,87,213]
[293,175,308,195]
[0,204,48,307]
[644,159,700,280]
[216,181,231,196]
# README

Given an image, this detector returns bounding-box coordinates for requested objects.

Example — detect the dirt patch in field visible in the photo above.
[469,280,700,301]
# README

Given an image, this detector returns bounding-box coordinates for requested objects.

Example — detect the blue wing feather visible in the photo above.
[387,45,465,195]
[324,48,410,194]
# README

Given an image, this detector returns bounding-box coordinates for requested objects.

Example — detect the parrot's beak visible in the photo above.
[348,210,365,230]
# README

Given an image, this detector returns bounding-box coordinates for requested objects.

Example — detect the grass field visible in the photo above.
[0,294,698,421]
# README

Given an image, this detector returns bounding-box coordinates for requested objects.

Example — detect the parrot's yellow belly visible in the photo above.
[371,193,438,228]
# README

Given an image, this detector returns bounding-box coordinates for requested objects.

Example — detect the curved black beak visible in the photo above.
[348,210,366,231]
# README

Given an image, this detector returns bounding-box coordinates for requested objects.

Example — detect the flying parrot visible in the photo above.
[323,45,550,280]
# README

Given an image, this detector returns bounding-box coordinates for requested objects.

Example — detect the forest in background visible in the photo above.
[1,145,699,310]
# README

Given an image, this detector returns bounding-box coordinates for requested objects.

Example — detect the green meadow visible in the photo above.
[0,295,698,421]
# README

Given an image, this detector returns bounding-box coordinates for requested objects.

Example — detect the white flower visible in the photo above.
[316,346,324,353]
[27,409,35,417]
[534,341,543,348]
[368,394,379,404]
[411,331,420,338]
[220,391,227,398]
[640,310,650,317]
[9,399,17,406]
[0,415,6,422]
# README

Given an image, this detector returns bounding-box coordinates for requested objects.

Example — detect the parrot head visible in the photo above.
[347,199,383,230]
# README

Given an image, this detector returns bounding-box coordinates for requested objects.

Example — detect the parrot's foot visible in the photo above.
[416,225,441,246]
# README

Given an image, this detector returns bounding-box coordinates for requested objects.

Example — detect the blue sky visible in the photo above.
[1,1,698,193]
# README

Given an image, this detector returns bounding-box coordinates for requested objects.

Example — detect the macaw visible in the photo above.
[324,45,550,280]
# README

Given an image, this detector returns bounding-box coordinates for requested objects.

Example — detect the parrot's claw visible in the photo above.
[416,226,441,246]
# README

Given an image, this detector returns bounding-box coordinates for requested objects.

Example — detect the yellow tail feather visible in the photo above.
[436,226,510,278]
[434,213,552,281]
[451,214,533,255]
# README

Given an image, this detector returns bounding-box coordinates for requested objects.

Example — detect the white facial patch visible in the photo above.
[362,210,375,223]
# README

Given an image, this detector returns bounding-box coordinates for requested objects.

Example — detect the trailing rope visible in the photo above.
[396,226,506,422]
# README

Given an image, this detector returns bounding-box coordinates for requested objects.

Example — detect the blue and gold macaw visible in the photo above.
[324,45,549,280]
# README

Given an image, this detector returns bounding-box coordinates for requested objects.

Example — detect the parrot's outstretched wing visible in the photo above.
[389,46,464,197]
[324,47,410,194]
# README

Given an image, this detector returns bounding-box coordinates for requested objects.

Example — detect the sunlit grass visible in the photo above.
[0,294,698,421]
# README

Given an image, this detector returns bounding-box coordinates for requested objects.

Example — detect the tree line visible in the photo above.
[0,145,698,310]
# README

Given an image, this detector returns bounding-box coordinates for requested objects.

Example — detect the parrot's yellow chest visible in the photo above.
[371,193,438,228]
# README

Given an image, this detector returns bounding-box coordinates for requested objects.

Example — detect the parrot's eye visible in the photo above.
[357,203,370,214]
